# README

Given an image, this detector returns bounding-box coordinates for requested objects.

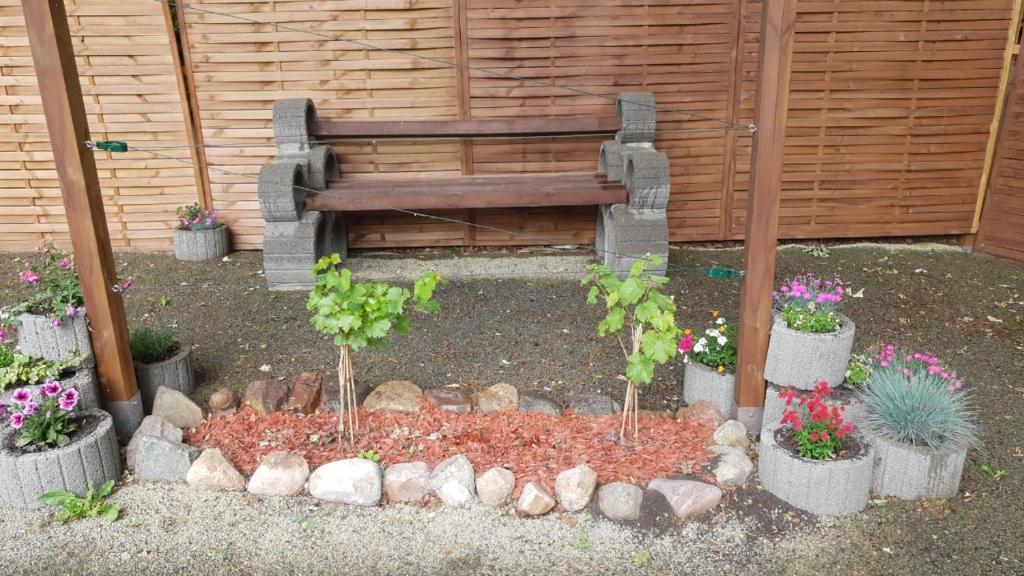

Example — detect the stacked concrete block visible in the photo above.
[595,92,670,278]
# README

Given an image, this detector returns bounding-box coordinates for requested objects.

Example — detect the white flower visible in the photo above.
[693,338,707,353]
[706,328,719,338]
[717,336,727,346]
[715,317,726,325]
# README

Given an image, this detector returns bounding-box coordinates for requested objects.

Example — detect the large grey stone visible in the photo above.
[759,425,873,516]
[596,482,644,521]
[566,393,622,416]
[186,448,245,492]
[713,420,749,449]
[517,481,556,516]
[242,379,290,415]
[134,435,200,483]
[308,458,381,506]
[864,430,967,500]
[16,311,93,367]
[554,464,598,512]
[476,383,518,414]
[0,410,120,509]
[126,415,182,472]
[247,452,310,497]
[647,478,723,519]
[152,386,204,429]
[682,362,736,420]
[476,467,515,507]
[383,461,432,504]
[429,454,476,507]
[173,226,230,262]
[518,392,562,416]
[363,380,422,413]
[764,312,855,391]
[135,345,194,414]
[713,446,754,486]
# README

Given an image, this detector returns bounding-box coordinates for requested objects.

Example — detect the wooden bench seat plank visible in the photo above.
[305,173,626,212]
[310,116,622,140]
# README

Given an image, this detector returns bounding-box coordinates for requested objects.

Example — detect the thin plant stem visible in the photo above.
[336,350,346,439]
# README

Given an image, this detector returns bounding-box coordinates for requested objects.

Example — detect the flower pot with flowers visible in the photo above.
[131,326,195,413]
[0,344,100,415]
[759,381,873,516]
[763,274,854,390]
[0,381,120,509]
[678,311,737,418]
[173,203,230,261]
[763,350,872,434]
[858,345,978,500]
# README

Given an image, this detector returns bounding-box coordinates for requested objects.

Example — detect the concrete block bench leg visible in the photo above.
[595,204,669,278]
[615,92,657,144]
[264,211,347,290]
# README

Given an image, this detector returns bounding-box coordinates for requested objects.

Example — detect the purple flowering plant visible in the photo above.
[5,380,79,450]
[176,203,223,231]
[772,273,845,333]
[13,243,84,325]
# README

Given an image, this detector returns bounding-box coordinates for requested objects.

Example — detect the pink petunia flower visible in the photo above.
[19,271,40,284]
[58,388,79,412]
[22,401,38,415]
[41,380,62,397]
[50,317,63,329]
[57,258,72,269]
[66,305,77,317]
[10,388,31,404]
[10,412,24,429]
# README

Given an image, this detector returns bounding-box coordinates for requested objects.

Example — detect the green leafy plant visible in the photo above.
[631,550,653,568]
[130,326,179,364]
[357,449,381,463]
[176,203,222,231]
[38,480,120,523]
[307,253,444,443]
[571,533,592,550]
[678,311,737,374]
[16,243,84,320]
[778,381,854,460]
[0,347,80,392]
[802,245,831,258]
[844,354,872,387]
[582,255,681,441]
[979,464,1007,480]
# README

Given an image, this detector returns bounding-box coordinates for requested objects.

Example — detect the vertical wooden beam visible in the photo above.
[452,0,476,245]
[22,0,143,440]
[734,0,798,431]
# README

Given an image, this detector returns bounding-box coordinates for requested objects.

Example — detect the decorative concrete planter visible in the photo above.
[758,424,873,516]
[763,312,855,390]
[173,226,230,262]
[761,382,865,434]
[0,409,121,509]
[135,344,195,413]
[681,362,735,419]
[863,430,967,500]
[0,366,100,425]
[16,311,93,367]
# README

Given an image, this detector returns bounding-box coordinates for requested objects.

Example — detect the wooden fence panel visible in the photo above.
[0,0,198,251]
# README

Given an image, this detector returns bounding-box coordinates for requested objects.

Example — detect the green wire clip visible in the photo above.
[705,267,741,279]
[91,140,128,153]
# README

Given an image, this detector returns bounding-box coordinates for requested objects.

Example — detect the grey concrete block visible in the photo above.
[863,430,967,500]
[595,203,668,278]
[681,362,736,419]
[764,312,855,390]
[761,382,866,435]
[173,226,230,262]
[16,311,93,367]
[134,435,200,483]
[273,98,316,154]
[135,345,195,414]
[624,150,670,211]
[103,391,144,442]
[264,211,348,290]
[598,140,626,182]
[304,145,340,191]
[615,92,656,143]
[0,410,121,509]
[259,162,306,222]
[759,424,873,516]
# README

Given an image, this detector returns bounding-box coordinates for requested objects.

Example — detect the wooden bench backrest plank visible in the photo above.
[311,116,622,140]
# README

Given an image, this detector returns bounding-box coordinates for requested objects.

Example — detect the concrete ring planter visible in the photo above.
[16,311,93,367]
[135,344,195,413]
[761,382,866,434]
[681,362,735,419]
[758,424,873,516]
[863,430,967,500]
[0,409,121,509]
[173,226,230,261]
[763,312,855,390]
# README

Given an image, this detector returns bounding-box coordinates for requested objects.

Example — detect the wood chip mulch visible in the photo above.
[187,402,717,494]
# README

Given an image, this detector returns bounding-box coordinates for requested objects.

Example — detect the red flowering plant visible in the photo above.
[778,380,854,460]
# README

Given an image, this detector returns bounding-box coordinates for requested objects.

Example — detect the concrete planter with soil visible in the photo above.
[863,430,967,500]
[681,362,735,419]
[758,424,873,516]
[0,409,121,509]
[761,382,865,434]
[173,226,230,262]
[0,365,101,420]
[135,344,195,413]
[16,311,93,366]
[763,312,855,390]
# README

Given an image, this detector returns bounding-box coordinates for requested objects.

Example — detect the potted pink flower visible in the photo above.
[0,380,120,509]
[758,381,874,516]
[173,203,230,261]
[678,310,737,418]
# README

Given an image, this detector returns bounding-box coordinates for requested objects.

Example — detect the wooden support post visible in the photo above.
[22,0,143,440]
[734,0,798,431]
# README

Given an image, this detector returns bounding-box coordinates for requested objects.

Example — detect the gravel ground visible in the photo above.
[0,242,1021,575]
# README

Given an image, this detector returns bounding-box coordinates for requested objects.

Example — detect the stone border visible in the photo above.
[761,382,865,434]
[763,312,855,390]
[173,226,230,262]
[758,424,873,516]
[681,362,735,419]
[0,410,121,509]
[136,345,195,414]
[862,429,967,500]
[16,311,93,367]
[0,365,100,421]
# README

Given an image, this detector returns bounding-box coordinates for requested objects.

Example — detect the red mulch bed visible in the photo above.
[187,402,717,494]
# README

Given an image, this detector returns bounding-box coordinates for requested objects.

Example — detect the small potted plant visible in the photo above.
[0,381,120,509]
[759,381,873,516]
[678,311,737,418]
[131,326,194,413]
[763,273,854,390]
[858,344,978,500]
[763,350,873,433]
[173,203,229,262]
[0,344,99,414]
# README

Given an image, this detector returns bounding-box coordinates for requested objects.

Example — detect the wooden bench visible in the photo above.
[258,92,671,289]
